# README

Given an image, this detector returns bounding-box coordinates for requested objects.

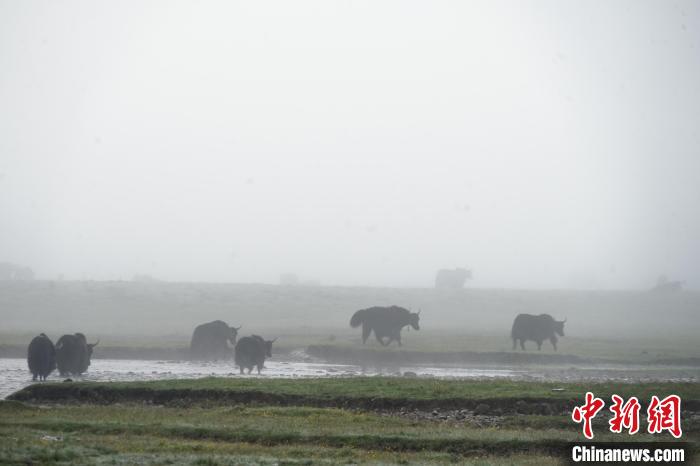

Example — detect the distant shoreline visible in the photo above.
[2,343,700,368]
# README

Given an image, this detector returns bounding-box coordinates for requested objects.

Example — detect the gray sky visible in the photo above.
[1,0,698,288]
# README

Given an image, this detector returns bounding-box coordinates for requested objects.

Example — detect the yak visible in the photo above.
[511,313,566,351]
[190,320,241,360]
[234,335,275,374]
[55,333,99,376]
[350,306,420,346]
[27,333,56,381]
[651,275,684,293]
[435,268,472,289]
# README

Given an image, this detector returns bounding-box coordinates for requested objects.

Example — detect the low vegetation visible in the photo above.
[2,378,697,465]
[9,377,700,406]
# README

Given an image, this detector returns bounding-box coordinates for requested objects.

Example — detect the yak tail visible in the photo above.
[349,310,366,328]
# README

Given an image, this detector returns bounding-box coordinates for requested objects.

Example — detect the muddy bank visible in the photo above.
[9,383,700,416]
[306,345,700,367]
[7,382,577,415]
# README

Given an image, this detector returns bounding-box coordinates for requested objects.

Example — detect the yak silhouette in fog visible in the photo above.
[350,306,420,346]
[55,333,98,376]
[27,333,56,381]
[651,275,684,293]
[435,268,471,289]
[511,313,566,351]
[190,320,241,360]
[234,335,275,374]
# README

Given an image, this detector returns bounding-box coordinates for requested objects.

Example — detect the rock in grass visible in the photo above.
[537,402,553,415]
[474,403,490,415]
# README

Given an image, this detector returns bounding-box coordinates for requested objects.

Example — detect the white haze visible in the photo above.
[1,0,699,289]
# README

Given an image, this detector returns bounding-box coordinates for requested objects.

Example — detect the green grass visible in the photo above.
[0,402,694,465]
[0,426,565,465]
[13,377,700,403]
[2,403,697,441]
[2,377,697,465]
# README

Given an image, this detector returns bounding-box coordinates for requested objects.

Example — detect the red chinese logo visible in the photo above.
[609,394,641,434]
[572,391,605,439]
[647,395,682,438]
[572,393,683,439]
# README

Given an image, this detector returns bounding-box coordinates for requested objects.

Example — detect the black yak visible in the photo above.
[435,268,472,289]
[55,333,98,376]
[27,333,56,381]
[350,306,420,346]
[190,320,241,360]
[234,335,275,374]
[511,314,566,351]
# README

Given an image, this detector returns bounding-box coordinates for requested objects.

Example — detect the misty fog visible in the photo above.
[1,1,699,290]
[2,7,700,464]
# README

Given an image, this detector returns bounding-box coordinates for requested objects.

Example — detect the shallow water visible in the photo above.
[0,358,520,399]
[3,357,697,400]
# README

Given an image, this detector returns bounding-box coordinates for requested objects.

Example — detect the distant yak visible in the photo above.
[350,306,420,346]
[435,268,472,289]
[27,333,56,381]
[235,335,275,374]
[190,320,241,360]
[651,275,683,293]
[55,333,98,376]
[511,314,566,351]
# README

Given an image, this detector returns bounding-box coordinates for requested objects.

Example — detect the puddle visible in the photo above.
[2,357,697,400]
[0,358,519,399]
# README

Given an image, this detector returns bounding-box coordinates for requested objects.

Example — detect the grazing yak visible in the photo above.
[511,314,566,351]
[55,333,99,376]
[27,333,56,381]
[350,306,420,346]
[435,268,472,289]
[190,320,241,360]
[234,335,276,374]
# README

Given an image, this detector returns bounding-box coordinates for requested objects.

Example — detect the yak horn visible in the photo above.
[89,340,100,347]
[271,337,278,343]
[235,326,242,331]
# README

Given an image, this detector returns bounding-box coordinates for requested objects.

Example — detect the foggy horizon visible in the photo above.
[2,1,699,290]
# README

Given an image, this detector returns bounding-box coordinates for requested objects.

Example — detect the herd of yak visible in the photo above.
[27,327,276,381]
[25,306,566,381]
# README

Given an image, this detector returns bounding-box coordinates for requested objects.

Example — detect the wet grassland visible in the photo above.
[2,378,698,465]
[2,282,699,463]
